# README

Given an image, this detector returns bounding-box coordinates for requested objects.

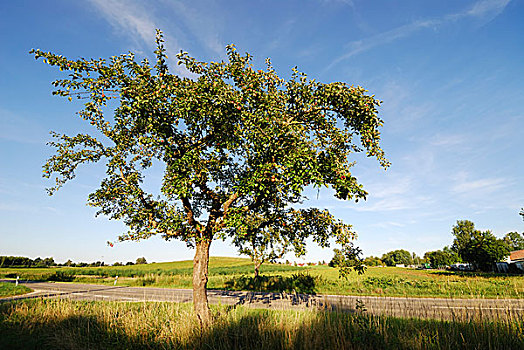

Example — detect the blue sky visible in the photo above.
[1,0,523,264]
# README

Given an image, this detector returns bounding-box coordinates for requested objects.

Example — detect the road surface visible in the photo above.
[3,281,523,321]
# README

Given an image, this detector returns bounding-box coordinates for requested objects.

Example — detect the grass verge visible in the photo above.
[0,282,32,298]
[0,299,523,349]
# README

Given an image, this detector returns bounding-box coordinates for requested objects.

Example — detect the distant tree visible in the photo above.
[135,257,147,265]
[125,261,135,266]
[329,247,364,274]
[451,220,476,255]
[65,259,73,267]
[362,256,383,266]
[381,249,412,266]
[424,250,453,268]
[329,248,344,267]
[504,232,524,251]
[442,245,461,263]
[0,256,35,267]
[34,257,45,267]
[43,257,55,267]
[451,220,510,271]
[232,207,360,278]
[411,252,423,265]
[113,262,123,266]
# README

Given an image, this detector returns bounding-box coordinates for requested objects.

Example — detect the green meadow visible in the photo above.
[1,257,523,299]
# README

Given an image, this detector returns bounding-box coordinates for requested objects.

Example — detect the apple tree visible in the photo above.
[32,31,388,326]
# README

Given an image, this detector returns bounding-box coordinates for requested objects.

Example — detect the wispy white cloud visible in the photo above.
[451,171,509,195]
[377,80,436,134]
[326,19,438,71]
[89,0,159,47]
[353,197,417,212]
[369,221,406,229]
[88,0,226,75]
[453,178,507,194]
[317,0,354,7]
[465,0,511,19]
[161,1,225,59]
[366,176,412,199]
[326,0,512,71]
[430,133,467,147]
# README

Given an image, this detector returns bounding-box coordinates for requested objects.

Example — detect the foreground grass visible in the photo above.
[0,299,523,350]
[0,282,32,298]
[1,257,523,298]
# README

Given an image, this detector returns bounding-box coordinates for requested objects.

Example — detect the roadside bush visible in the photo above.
[225,273,318,294]
[47,271,75,282]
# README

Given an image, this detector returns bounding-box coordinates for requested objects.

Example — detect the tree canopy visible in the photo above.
[231,207,361,278]
[423,249,456,268]
[32,30,388,326]
[504,232,524,251]
[451,220,509,271]
[381,249,413,266]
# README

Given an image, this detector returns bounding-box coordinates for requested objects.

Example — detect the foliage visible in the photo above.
[32,30,388,324]
[0,256,56,268]
[442,245,462,263]
[231,207,361,278]
[504,232,524,251]
[135,257,148,265]
[224,272,318,294]
[47,271,75,282]
[423,249,456,268]
[328,247,364,275]
[32,30,388,247]
[411,252,423,265]
[451,220,510,271]
[230,205,362,277]
[362,256,383,266]
[380,249,413,266]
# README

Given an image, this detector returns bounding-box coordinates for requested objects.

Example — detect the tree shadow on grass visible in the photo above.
[1,300,523,350]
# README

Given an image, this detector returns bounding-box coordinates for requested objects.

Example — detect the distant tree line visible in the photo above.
[0,256,57,268]
[0,256,148,268]
[330,216,523,272]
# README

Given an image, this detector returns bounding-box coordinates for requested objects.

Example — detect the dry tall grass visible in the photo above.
[1,298,523,349]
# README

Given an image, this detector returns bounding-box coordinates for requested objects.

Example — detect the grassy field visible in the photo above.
[0,298,522,349]
[1,257,523,299]
[0,282,32,298]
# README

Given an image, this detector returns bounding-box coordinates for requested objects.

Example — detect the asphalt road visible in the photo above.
[3,281,524,321]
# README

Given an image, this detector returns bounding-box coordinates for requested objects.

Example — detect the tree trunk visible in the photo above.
[254,261,261,279]
[193,240,212,328]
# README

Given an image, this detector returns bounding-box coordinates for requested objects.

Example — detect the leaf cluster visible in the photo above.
[32,30,388,250]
